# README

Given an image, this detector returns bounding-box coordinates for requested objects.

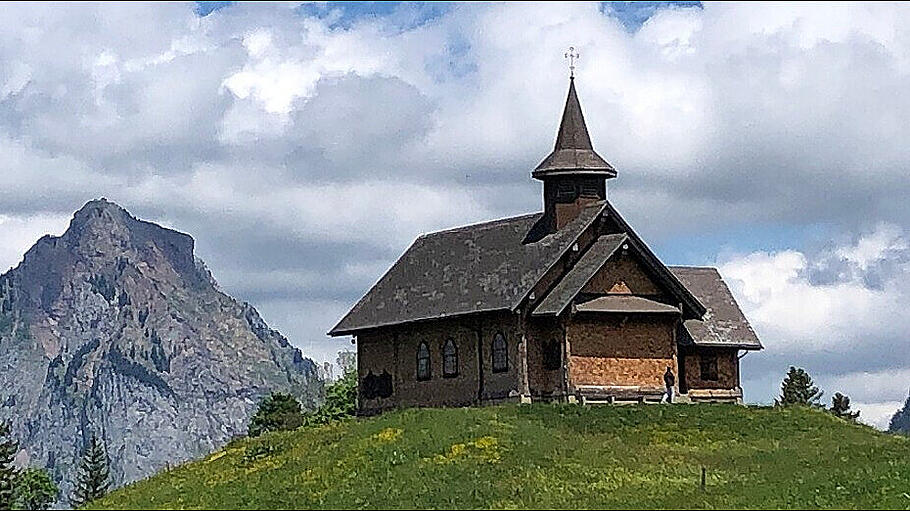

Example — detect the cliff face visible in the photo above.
[0,199,322,496]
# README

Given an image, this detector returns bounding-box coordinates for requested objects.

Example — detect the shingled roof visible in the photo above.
[532,77,616,179]
[670,266,763,350]
[329,202,608,335]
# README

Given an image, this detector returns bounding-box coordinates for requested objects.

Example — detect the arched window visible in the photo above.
[443,338,458,377]
[492,333,508,373]
[417,342,431,381]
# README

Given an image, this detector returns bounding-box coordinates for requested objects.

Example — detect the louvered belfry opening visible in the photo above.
[533,77,616,231]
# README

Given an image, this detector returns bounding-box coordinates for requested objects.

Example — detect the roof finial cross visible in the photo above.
[565,46,579,78]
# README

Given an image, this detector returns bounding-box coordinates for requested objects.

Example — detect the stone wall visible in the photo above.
[357,312,520,413]
[566,315,677,390]
[682,348,739,391]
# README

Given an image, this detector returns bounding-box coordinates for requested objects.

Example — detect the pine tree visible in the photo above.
[830,392,860,421]
[71,434,109,508]
[889,390,910,433]
[776,366,823,407]
[0,421,18,511]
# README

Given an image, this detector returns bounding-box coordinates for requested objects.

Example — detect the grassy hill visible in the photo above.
[91,404,910,509]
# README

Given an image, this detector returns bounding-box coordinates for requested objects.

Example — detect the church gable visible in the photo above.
[580,248,665,297]
[534,229,685,318]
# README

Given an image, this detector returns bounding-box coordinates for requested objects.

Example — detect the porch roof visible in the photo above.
[574,295,680,314]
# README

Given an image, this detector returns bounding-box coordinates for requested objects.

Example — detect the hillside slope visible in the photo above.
[92,404,910,510]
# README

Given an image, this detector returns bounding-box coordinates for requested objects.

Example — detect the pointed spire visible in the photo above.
[554,78,593,151]
[533,78,616,179]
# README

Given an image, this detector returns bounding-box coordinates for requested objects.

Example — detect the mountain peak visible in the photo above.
[0,200,322,499]
[68,198,134,232]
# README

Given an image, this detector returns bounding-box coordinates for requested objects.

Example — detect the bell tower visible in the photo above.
[533,51,616,231]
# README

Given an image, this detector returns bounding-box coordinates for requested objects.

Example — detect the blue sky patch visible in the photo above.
[602,1,702,31]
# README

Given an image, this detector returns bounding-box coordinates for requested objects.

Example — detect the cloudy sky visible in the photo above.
[1,1,909,428]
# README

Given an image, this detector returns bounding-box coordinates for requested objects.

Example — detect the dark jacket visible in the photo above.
[664,369,675,387]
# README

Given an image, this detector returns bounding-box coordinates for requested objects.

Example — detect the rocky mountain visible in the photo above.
[0,199,322,498]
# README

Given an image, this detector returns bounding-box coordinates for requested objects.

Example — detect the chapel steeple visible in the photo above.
[534,66,616,231]
[532,77,616,180]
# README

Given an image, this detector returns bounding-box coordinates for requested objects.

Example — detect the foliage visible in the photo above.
[89,404,910,510]
[888,390,910,434]
[302,367,358,427]
[830,392,860,421]
[13,468,58,510]
[776,366,823,407]
[71,434,110,508]
[248,393,305,438]
[0,422,18,510]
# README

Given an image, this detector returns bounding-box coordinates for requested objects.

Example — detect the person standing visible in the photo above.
[663,366,676,403]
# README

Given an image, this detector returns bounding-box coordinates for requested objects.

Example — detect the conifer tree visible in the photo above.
[0,421,18,511]
[889,390,910,433]
[830,392,860,421]
[776,366,823,407]
[71,434,109,508]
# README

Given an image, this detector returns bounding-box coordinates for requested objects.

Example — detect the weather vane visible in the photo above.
[565,46,579,78]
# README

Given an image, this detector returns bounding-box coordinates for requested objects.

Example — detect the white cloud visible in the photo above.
[721,223,910,428]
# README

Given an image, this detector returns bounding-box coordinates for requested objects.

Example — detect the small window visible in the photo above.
[543,339,561,371]
[556,181,576,201]
[700,353,718,381]
[417,342,431,381]
[362,370,393,399]
[580,180,600,198]
[492,333,508,373]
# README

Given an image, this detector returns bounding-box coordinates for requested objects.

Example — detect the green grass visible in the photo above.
[91,404,910,509]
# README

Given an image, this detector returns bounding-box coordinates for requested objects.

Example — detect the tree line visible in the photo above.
[0,422,110,510]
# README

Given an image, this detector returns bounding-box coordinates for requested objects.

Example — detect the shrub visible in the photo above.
[248,393,305,437]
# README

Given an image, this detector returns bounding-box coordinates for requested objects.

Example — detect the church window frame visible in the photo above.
[700,352,719,382]
[443,338,458,378]
[492,332,508,373]
[417,341,431,381]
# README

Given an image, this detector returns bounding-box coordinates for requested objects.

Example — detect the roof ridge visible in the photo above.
[668,265,719,271]
[418,211,542,238]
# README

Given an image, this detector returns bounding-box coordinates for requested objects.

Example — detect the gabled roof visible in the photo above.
[532,78,616,179]
[670,266,763,350]
[532,233,627,316]
[599,201,707,319]
[328,202,608,336]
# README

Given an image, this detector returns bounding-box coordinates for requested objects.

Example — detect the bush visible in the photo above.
[248,393,305,437]
[303,368,358,427]
[13,468,58,510]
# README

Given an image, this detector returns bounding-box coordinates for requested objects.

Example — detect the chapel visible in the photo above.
[329,73,762,414]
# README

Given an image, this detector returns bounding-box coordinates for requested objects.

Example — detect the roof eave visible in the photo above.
[328,306,514,337]
[532,168,617,179]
